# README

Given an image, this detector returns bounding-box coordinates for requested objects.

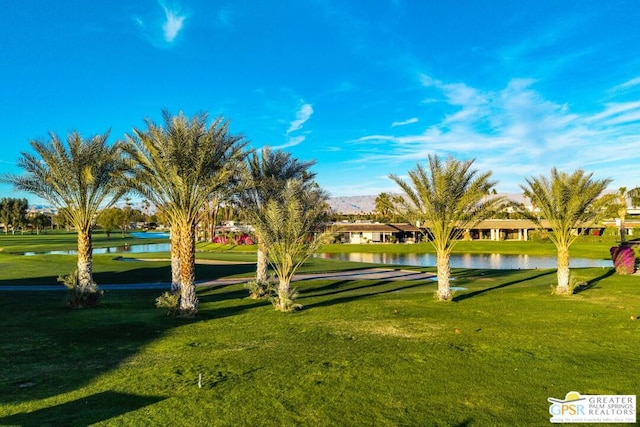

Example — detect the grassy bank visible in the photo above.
[0,267,638,425]
[0,231,625,287]
[320,239,623,260]
[1,231,625,260]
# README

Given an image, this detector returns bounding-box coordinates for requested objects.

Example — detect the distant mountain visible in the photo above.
[327,195,377,214]
[326,193,531,215]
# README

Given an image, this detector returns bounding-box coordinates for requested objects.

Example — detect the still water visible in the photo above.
[23,243,171,256]
[316,252,612,270]
[22,232,171,256]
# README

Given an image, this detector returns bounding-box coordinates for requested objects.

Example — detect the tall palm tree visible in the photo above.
[2,131,129,302]
[123,111,248,316]
[251,179,331,312]
[389,155,504,301]
[239,147,317,284]
[517,168,613,294]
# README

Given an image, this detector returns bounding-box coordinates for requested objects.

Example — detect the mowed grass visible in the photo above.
[0,267,639,426]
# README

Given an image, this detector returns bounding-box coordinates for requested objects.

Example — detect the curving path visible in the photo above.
[0,268,436,291]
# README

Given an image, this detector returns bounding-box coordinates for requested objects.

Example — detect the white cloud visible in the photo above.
[272,135,306,150]
[391,117,419,127]
[134,1,187,47]
[271,103,315,150]
[610,77,640,93]
[587,101,640,123]
[351,75,640,192]
[287,103,314,134]
[161,4,186,42]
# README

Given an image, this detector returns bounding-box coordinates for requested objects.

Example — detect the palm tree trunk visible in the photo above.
[556,246,571,294]
[277,277,291,311]
[256,241,268,282]
[436,251,452,301]
[77,227,94,290]
[178,221,198,315]
[170,225,181,293]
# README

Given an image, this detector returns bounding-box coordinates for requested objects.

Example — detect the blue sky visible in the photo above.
[1,1,639,205]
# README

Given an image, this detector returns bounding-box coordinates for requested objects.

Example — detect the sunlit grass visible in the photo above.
[0,267,638,425]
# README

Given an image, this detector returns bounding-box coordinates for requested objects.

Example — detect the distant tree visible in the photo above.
[613,186,640,244]
[10,198,28,234]
[97,207,124,239]
[0,198,13,234]
[30,212,52,235]
[389,155,505,301]
[1,131,129,306]
[375,192,393,220]
[515,168,614,294]
[630,187,640,208]
[141,199,151,221]
[0,198,28,234]
[56,207,73,231]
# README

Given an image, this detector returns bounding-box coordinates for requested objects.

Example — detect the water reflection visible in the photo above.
[23,243,171,256]
[316,252,611,269]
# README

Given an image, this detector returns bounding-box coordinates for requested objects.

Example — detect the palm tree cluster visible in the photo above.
[2,111,328,315]
[390,156,616,299]
[1,111,624,311]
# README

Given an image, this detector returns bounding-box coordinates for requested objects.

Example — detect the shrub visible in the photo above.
[528,230,550,243]
[57,270,103,308]
[155,291,180,316]
[271,286,302,312]
[244,275,277,299]
[610,245,636,275]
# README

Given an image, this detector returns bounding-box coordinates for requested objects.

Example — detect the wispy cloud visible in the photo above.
[134,1,187,48]
[350,74,640,192]
[272,103,314,150]
[391,117,418,127]
[162,4,185,42]
[609,77,640,94]
[287,103,314,134]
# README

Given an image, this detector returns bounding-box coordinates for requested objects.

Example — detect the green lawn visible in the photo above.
[0,233,638,425]
[0,266,639,425]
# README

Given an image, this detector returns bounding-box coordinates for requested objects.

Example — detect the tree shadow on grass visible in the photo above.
[303,280,429,310]
[0,391,165,426]
[573,268,615,294]
[296,279,355,297]
[452,270,556,302]
[0,290,178,405]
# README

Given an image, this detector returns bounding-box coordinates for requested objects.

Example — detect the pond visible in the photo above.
[22,243,171,256]
[22,232,171,256]
[315,252,612,270]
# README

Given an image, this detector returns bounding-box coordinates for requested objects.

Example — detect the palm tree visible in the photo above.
[375,192,393,220]
[614,186,640,244]
[517,168,613,294]
[251,179,331,311]
[2,131,128,304]
[239,147,317,284]
[389,155,504,301]
[123,111,247,316]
